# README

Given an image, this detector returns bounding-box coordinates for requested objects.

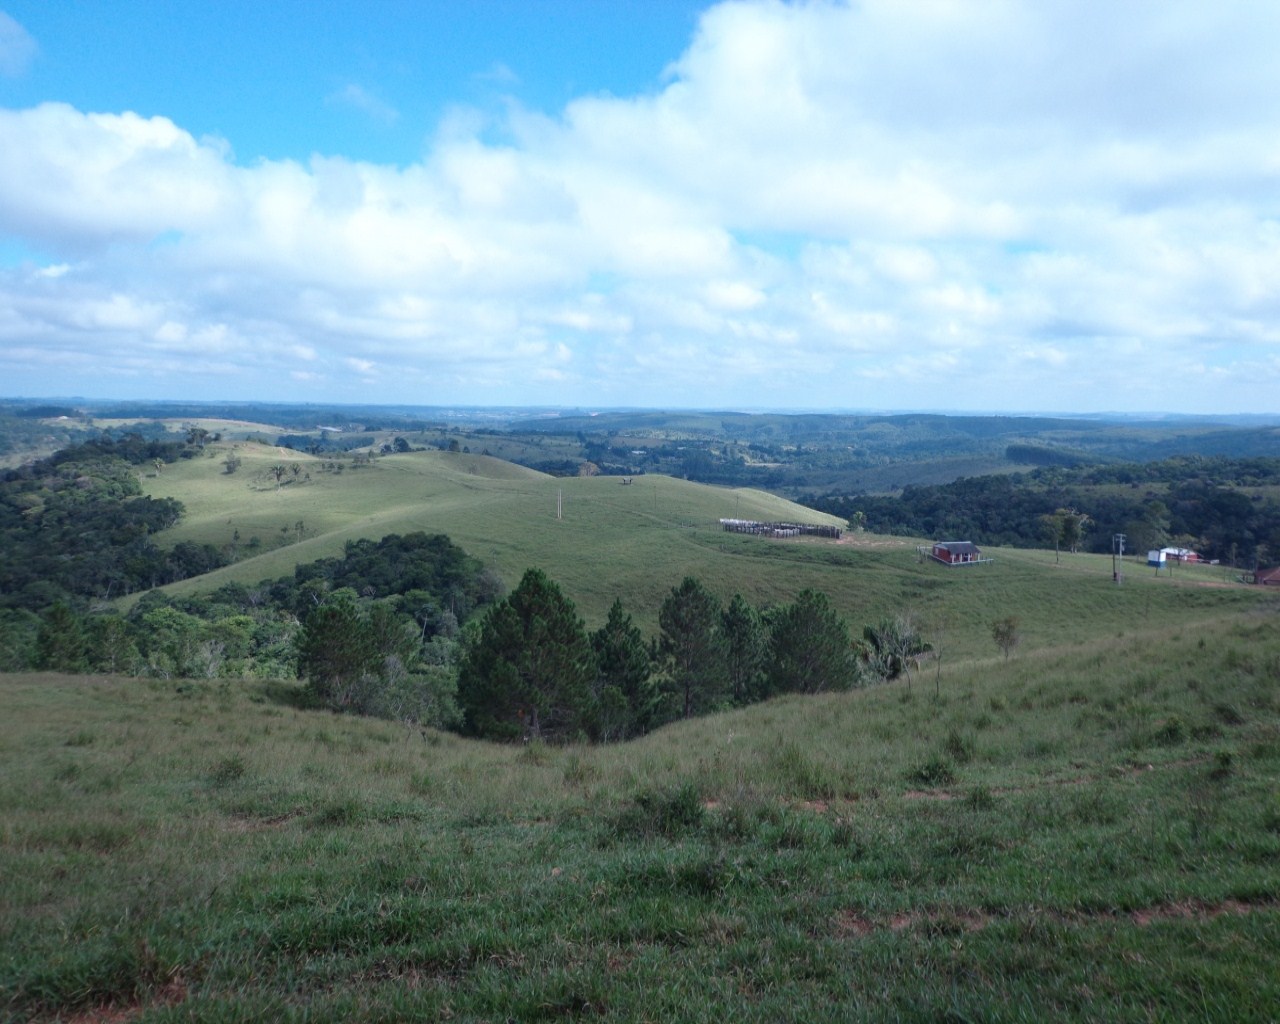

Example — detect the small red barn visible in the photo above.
[931,540,982,565]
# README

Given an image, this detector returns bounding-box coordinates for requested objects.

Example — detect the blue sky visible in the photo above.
[1,2,703,166]
[1,1,1278,413]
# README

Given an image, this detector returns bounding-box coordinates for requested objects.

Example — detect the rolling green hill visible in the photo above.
[133,441,1274,665]
[134,440,846,625]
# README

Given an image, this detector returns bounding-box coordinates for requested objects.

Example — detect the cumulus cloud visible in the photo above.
[1,0,1278,411]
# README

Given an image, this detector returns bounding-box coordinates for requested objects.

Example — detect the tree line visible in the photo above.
[803,455,1280,566]
[451,570,928,743]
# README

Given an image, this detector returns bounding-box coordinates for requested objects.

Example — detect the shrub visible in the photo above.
[209,754,247,785]
[908,757,956,787]
[610,781,704,840]
[1152,716,1186,746]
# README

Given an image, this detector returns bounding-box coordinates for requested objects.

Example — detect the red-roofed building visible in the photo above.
[930,540,984,565]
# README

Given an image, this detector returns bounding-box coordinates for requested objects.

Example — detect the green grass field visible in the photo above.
[3,606,1278,1021]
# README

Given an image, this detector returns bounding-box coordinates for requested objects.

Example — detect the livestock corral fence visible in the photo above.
[719,518,843,539]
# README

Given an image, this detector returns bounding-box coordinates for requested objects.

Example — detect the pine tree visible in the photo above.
[35,601,88,672]
[591,598,656,740]
[296,596,378,708]
[658,576,727,720]
[767,589,855,694]
[721,593,769,706]
[457,569,596,742]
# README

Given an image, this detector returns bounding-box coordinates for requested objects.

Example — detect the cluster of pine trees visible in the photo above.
[452,569,928,744]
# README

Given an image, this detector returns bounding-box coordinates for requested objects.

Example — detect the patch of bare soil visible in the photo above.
[835,535,911,549]
[836,908,993,938]
[63,978,187,1024]
[225,809,302,832]
[836,898,1272,940]
[1130,898,1257,927]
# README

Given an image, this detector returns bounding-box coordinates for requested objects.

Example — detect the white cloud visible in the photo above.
[0,12,36,78]
[1,1,1279,411]
[327,84,400,126]
[0,104,232,251]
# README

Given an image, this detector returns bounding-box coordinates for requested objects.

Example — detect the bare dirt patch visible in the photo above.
[834,910,875,937]
[835,535,911,549]
[836,898,1272,941]
[1131,898,1257,927]
[225,809,302,833]
[63,977,187,1024]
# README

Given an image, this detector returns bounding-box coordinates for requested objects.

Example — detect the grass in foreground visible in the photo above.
[3,606,1278,1022]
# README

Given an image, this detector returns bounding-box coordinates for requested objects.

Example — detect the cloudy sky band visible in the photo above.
[0,1,1277,413]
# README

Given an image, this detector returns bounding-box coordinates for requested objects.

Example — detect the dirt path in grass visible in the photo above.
[836,896,1271,940]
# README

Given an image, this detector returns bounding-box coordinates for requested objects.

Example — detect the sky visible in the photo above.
[1,1,1278,415]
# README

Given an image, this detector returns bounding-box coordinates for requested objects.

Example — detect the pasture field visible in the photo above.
[134,443,1271,663]
[3,606,1278,1022]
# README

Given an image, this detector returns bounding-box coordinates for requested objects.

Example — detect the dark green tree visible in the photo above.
[35,601,88,672]
[766,589,855,694]
[457,568,596,742]
[590,598,656,740]
[658,577,727,720]
[296,595,378,708]
[721,593,768,705]
[0,609,40,671]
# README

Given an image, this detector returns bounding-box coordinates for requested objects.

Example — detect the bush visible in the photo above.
[610,781,705,840]
[908,757,956,787]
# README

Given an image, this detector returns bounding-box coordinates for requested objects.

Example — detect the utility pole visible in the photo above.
[1113,533,1126,584]
[557,488,562,520]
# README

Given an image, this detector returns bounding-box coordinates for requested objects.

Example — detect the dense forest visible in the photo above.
[1,531,500,701]
[803,456,1280,566]
[0,435,228,611]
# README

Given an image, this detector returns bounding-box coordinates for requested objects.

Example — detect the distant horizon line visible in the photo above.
[3,395,1279,425]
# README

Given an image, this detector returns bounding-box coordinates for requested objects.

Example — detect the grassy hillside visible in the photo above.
[132,441,843,625]
[4,606,1278,1021]
[133,443,1272,664]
